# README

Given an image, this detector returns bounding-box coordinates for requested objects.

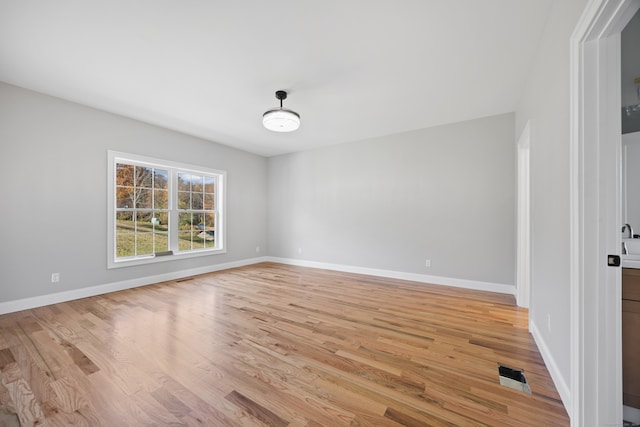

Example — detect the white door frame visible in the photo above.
[570,0,638,424]
[517,121,531,310]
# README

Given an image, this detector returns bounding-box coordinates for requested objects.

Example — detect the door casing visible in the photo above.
[570,0,639,424]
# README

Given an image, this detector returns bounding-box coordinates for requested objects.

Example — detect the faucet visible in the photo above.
[623,223,634,239]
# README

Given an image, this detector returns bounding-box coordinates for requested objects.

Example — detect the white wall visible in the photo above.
[268,113,516,287]
[0,82,268,303]
[514,0,588,405]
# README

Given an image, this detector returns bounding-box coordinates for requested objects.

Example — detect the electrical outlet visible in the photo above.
[256,246,260,253]
[51,273,60,283]
[298,247,303,255]
[425,259,431,268]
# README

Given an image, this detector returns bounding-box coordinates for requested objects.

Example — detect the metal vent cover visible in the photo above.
[498,364,531,394]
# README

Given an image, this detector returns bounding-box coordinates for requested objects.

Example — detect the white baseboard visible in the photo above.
[1,256,515,315]
[530,320,571,414]
[0,257,268,315]
[265,257,515,295]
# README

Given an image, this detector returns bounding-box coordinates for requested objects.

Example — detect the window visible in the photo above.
[177,172,216,251]
[108,151,225,268]
[115,164,169,258]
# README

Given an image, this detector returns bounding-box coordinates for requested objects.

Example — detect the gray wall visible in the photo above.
[515,0,588,396]
[268,113,516,286]
[0,82,268,302]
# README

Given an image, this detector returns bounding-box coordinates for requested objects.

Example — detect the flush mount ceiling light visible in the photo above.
[263,90,300,132]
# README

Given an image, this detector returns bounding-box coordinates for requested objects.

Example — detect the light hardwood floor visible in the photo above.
[0,262,568,426]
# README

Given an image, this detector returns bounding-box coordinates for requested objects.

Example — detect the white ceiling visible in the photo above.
[0,1,553,157]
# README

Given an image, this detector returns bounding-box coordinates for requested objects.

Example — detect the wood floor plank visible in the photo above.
[0,262,569,425]
[4,378,45,426]
[225,390,289,427]
[0,349,15,370]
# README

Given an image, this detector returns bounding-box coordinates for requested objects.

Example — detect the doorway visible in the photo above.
[621,9,640,423]
[517,122,531,310]
[571,0,639,425]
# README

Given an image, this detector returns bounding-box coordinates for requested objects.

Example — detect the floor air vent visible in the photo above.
[498,364,531,394]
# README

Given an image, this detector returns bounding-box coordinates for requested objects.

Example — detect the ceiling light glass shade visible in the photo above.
[262,108,300,132]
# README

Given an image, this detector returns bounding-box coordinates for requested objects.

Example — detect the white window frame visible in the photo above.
[107,151,226,268]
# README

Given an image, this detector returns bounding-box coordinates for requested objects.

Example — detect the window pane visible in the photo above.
[194,234,203,249]
[204,213,215,248]
[116,163,134,187]
[136,189,152,209]
[204,193,214,210]
[116,211,134,231]
[117,187,134,208]
[193,233,206,249]
[204,213,215,229]
[154,232,168,253]
[178,232,192,251]
[153,212,169,231]
[204,176,215,193]
[154,169,168,190]
[179,212,192,230]
[178,191,190,210]
[116,233,135,257]
[153,211,169,252]
[192,192,203,210]
[136,166,153,188]
[116,211,134,258]
[135,212,154,255]
[178,212,193,252]
[136,233,154,256]
[178,173,190,191]
[136,211,153,232]
[192,213,203,229]
[191,213,205,249]
[191,175,203,192]
[154,189,168,209]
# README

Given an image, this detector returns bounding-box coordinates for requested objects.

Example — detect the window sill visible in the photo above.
[108,248,227,269]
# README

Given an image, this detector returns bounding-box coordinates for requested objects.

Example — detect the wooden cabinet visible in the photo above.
[623,268,640,408]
